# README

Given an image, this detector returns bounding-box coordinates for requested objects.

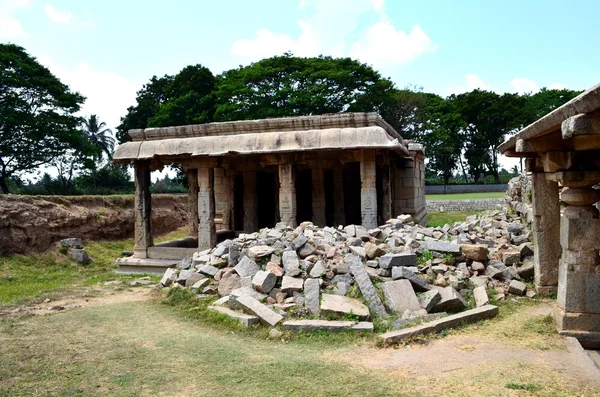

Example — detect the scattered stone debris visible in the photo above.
[59,237,92,264]
[160,211,536,339]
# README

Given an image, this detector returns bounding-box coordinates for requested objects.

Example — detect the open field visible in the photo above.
[427,211,480,227]
[426,192,505,200]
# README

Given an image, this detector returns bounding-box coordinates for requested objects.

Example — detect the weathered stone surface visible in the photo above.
[184,272,206,288]
[471,261,486,272]
[380,305,499,344]
[230,287,267,302]
[197,264,219,277]
[419,289,441,312]
[283,319,354,332]
[252,270,277,294]
[350,322,374,332]
[364,242,385,259]
[234,295,283,326]
[508,280,527,296]
[348,255,388,318]
[265,262,284,277]
[281,276,304,293]
[282,251,301,276]
[320,294,370,319]
[290,234,308,250]
[60,237,83,249]
[160,268,177,286]
[430,286,467,313]
[349,246,366,259]
[234,256,260,278]
[502,251,521,266]
[309,260,326,278]
[391,266,429,292]
[228,244,240,266]
[218,271,242,296]
[190,278,211,292]
[176,269,195,283]
[460,244,489,261]
[421,240,461,254]
[69,248,91,264]
[382,280,421,314]
[298,243,317,258]
[517,261,535,279]
[473,286,490,307]
[304,278,320,315]
[248,245,275,259]
[208,306,259,326]
[379,252,417,269]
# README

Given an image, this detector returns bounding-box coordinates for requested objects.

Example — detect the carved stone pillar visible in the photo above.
[333,166,345,226]
[311,165,326,226]
[531,172,560,295]
[243,170,258,232]
[278,163,297,227]
[133,160,153,258]
[360,151,378,229]
[197,167,216,250]
[555,184,600,348]
[187,169,199,237]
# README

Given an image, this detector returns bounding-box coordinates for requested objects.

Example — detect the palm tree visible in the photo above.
[82,115,115,165]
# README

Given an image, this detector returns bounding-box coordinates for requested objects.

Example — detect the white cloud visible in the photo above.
[447,74,492,95]
[36,54,140,133]
[231,0,436,68]
[349,23,437,69]
[44,4,72,24]
[511,77,539,94]
[0,0,30,39]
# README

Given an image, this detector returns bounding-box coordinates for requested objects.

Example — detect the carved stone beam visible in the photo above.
[562,110,600,139]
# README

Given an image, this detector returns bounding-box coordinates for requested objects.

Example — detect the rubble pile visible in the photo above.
[159,211,535,333]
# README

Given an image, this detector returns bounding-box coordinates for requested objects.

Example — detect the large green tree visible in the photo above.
[0,44,85,193]
[117,65,215,143]
[523,88,582,125]
[213,54,395,121]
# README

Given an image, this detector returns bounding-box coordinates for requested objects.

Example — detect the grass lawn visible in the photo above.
[426,191,505,200]
[428,211,480,227]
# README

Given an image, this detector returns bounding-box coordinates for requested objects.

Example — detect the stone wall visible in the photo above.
[426,198,505,212]
[0,194,189,255]
[425,184,508,194]
[504,174,533,227]
[395,151,427,225]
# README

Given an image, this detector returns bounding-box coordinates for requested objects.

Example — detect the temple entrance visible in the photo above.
[233,174,244,231]
[256,170,277,229]
[343,162,361,225]
[324,169,334,226]
[295,167,313,224]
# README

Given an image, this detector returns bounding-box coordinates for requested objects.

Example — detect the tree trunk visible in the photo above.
[0,176,10,194]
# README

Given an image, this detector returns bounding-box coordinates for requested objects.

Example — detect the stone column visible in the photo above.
[531,172,561,295]
[311,165,326,226]
[278,163,297,227]
[243,170,258,232]
[187,169,199,237]
[381,164,392,222]
[360,151,378,229]
[333,166,345,226]
[197,167,216,250]
[133,160,153,258]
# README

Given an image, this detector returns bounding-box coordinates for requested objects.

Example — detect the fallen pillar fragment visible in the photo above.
[208,306,259,327]
[283,320,373,332]
[379,305,499,345]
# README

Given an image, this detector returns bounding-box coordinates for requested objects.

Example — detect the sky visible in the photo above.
[2,0,600,174]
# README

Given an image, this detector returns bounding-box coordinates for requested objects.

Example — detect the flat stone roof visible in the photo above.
[500,82,600,154]
[113,113,420,163]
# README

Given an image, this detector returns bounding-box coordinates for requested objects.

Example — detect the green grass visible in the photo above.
[427,211,480,227]
[426,191,505,200]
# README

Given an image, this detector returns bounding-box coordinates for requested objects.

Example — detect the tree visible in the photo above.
[82,114,115,164]
[117,65,215,143]
[213,53,395,121]
[523,88,582,125]
[380,87,428,140]
[0,44,85,193]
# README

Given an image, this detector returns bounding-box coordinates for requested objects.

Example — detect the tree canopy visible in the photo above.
[0,44,85,193]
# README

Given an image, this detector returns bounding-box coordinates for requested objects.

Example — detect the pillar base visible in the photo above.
[133,248,148,259]
[535,284,557,297]
[554,306,600,348]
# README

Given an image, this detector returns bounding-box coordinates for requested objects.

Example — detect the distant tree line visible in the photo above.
[0,45,581,195]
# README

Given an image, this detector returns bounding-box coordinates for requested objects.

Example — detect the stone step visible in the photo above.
[208,306,259,327]
[380,305,499,345]
[283,320,374,333]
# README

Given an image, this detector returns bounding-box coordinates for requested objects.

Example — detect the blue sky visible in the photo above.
[2,0,599,173]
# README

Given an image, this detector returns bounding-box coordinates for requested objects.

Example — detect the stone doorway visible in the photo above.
[343,162,361,225]
[256,170,278,229]
[295,167,313,224]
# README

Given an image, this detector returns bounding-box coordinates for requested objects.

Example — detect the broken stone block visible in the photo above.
[176,269,195,284]
[208,306,259,326]
[421,240,461,254]
[508,280,527,296]
[230,287,267,302]
[419,289,441,312]
[69,248,91,264]
[309,260,326,278]
[473,286,489,307]
[283,320,354,332]
[252,270,277,294]
[197,264,219,277]
[460,244,489,261]
[248,245,275,259]
[350,322,374,332]
[348,255,388,318]
[502,251,520,266]
[391,266,429,292]
[381,280,421,314]
[517,261,534,279]
[303,278,320,315]
[471,261,485,272]
[364,242,385,259]
[265,262,284,277]
[290,234,309,250]
[518,243,534,258]
[60,237,83,249]
[430,286,467,313]
[234,256,260,278]
[190,278,211,292]
[320,294,370,320]
[160,268,178,287]
[228,244,240,267]
[184,272,205,288]
[234,295,283,326]
[280,276,304,293]
[298,243,317,258]
[379,252,417,269]
[282,251,301,276]
[217,271,242,296]
[349,246,366,259]
[486,261,509,280]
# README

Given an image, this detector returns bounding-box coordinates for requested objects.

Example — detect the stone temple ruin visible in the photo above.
[112,113,426,273]
[500,82,600,348]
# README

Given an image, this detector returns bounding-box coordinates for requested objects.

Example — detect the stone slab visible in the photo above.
[419,289,441,312]
[381,280,421,314]
[348,255,388,318]
[430,286,468,313]
[208,306,259,327]
[380,305,499,344]
[304,278,320,315]
[391,266,430,292]
[473,286,490,307]
[421,240,461,254]
[234,294,283,326]
[281,276,304,293]
[283,320,354,332]
[320,294,370,320]
[379,252,417,269]
[234,256,260,278]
